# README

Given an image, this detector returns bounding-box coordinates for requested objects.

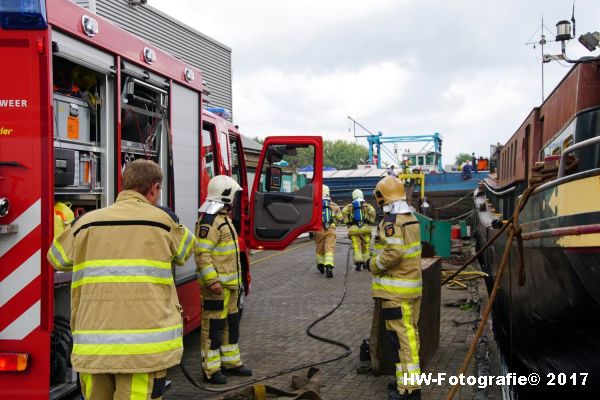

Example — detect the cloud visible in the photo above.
[148,0,600,165]
[233,61,412,136]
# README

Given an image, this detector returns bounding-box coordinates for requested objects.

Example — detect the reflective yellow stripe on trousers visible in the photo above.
[131,373,149,399]
[401,302,419,364]
[80,373,92,399]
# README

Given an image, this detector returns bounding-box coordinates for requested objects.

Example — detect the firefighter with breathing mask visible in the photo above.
[195,175,252,384]
[313,185,343,278]
[341,189,376,271]
[365,176,423,400]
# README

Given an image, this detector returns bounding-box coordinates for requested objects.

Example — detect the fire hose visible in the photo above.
[178,240,354,395]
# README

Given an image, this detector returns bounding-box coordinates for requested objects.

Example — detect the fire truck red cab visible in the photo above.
[0,1,323,398]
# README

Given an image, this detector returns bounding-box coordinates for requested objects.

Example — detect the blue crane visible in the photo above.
[348,116,443,171]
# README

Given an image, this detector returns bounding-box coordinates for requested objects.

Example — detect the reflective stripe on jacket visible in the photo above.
[195,211,241,289]
[46,190,195,373]
[371,213,422,300]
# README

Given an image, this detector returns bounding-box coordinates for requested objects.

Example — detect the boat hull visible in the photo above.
[475,173,600,396]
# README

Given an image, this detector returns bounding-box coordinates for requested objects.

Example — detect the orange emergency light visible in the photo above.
[0,353,29,372]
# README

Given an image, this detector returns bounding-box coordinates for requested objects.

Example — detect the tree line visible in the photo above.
[252,137,369,170]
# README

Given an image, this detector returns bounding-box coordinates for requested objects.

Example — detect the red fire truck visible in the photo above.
[0,0,323,398]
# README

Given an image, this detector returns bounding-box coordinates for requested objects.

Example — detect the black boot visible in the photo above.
[354,262,362,271]
[317,264,324,274]
[387,388,404,400]
[326,266,333,278]
[222,365,253,376]
[203,371,227,384]
[405,389,421,400]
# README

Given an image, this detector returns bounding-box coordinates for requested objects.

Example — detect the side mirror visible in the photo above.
[266,166,282,192]
[266,146,285,163]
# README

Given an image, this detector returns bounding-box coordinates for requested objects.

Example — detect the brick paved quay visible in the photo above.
[165,235,495,400]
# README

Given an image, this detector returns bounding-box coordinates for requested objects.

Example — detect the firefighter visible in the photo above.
[314,185,343,278]
[341,189,376,271]
[365,176,423,400]
[46,159,195,400]
[195,175,252,384]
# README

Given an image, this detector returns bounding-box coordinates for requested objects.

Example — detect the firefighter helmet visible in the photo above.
[206,175,242,204]
[374,176,405,207]
[352,189,364,201]
[323,185,330,200]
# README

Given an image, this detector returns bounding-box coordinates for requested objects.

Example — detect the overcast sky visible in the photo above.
[149,0,600,167]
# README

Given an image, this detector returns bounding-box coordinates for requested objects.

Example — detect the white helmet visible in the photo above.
[206,175,242,205]
[323,185,330,200]
[352,189,364,201]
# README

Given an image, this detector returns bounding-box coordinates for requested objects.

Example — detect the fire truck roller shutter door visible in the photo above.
[170,83,200,285]
[52,30,115,74]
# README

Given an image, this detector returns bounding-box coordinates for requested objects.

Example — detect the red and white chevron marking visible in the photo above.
[0,199,42,340]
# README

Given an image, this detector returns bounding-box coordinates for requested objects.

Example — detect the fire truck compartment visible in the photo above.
[53,93,91,143]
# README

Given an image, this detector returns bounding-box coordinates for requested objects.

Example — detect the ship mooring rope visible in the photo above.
[445,186,535,400]
[434,190,474,211]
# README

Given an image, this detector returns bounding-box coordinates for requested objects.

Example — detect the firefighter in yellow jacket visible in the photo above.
[341,189,377,271]
[47,159,195,400]
[366,176,423,400]
[314,185,343,278]
[195,175,252,384]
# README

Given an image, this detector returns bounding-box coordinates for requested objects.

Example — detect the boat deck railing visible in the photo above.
[558,135,600,178]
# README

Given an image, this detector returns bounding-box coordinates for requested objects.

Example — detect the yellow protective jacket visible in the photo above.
[195,211,241,290]
[370,213,422,300]
[341,201,376,235]
[47,190,195,373]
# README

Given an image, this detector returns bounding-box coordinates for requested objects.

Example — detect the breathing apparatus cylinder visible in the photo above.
[351,199,364,227]
[322,199,332,229]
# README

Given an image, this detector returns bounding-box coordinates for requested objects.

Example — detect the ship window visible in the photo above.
[572,108,600,172]
[426,154,436,165]
[506,145,510,178]
[513,139,519,178]
[417,156,425,166]
[543,119,575,158]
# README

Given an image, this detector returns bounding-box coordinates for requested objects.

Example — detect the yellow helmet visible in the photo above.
[352,189,364,200]
[374,176,405,207]
[323,185,330,200]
